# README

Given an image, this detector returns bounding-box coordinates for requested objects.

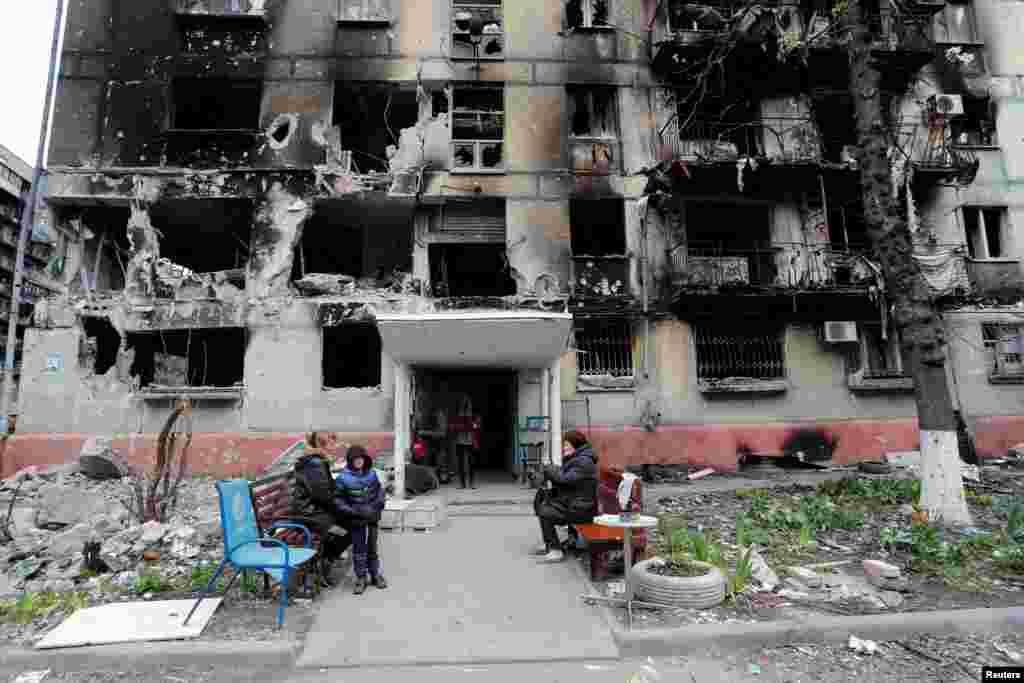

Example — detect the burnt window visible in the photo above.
[149,199,252,274]
[332,83,421,174]
[963,206,1009,259]
[677,95,761,159]
[322,323,382,389]
[950,95,997,147]
[684,203,775,286]
[567,0,610,29]
[694,324,785,381]
[429,243,516,297]
[82,317,121,376]
[570,199,625,256]
[171,78,262,130]
[568,87,619,173]
[337,0,391,22]
[451,87,504,172]
[667,0,733,32]
[827,199,868,251]
[126,328,246,389]
[451,0,505,60]
[575,319,634,379]
[982,323,1024,378]
[859,323,906,378]
[932,2,979,43]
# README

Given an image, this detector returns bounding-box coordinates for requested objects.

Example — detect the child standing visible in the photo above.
[334,445,388,594]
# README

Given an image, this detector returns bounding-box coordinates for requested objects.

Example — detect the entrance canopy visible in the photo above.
[375,311,573,368]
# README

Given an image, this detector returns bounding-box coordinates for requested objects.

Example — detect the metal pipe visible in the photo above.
[2,0,66,422]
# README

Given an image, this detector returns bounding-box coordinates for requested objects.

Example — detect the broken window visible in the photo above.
[666,0,734,32]
[126,328,246,390]
[677,95,761,159]
[859,323,906,378]
[963,206,1009,259]
[694,324,785,381]
[429,243,516,297]
[451,0,504,60]
[568,87,619,173]
[82,317,121,376]
[825,198,868,251]
[451,87,504,172]
[575,319,634,382]
[812,96,857,164]
[322,323,382,389]
[332,83,421,174]
[983,323,1024,378]
[293,202,414,285]
[950,95,997,147]
[683,203,775,286]
[171,78,262,130]
[149,200,252,274]
[567,0,610,29]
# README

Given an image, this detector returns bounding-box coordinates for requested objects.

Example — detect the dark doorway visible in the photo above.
[429,244,516,297]
[414,369,517,475]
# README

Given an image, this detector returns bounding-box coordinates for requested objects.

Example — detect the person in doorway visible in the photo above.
[290,431,356,587]
[455,393,479,489]
[532,431,599,563]
[334,444,388,594]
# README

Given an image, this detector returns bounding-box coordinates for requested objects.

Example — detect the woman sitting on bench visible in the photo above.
[531,430,598,563]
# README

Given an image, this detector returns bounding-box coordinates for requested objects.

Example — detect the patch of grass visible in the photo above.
[735,514,770,548]
[735,487,769,498]
[994,544,1024,574]
[817,478,920,506]
[965,489,993,506]
[727,546,754,598]
[189,562,228,592]
[0,591,87,626]
[133,571,173,595]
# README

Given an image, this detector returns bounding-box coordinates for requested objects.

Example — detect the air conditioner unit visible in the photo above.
[929,93,965,116]
[824,321,858,343]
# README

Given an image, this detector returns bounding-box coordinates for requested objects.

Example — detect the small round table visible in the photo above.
[579,513,660,630]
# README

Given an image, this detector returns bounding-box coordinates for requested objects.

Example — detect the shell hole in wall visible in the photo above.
[125,328,246,389]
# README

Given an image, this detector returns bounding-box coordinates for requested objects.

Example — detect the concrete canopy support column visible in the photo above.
[540,367,550,462]
[550,358,563,467]
[392,357,409,501]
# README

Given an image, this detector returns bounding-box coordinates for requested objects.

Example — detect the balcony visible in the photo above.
[173,0,268,21]
[665,117,822,165]
[905,122,980,185]
[337,0,391,24]
[571,257,630,299]
[673,244,879,291]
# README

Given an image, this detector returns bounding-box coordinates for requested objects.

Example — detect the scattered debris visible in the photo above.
[993,640,1023,663]
[687,468,716,481]
[848,635,878,655]
[962,463,981,483]
[885,451,921,471]
[787,566,823,588]
[78,437,127,480]
[11,672,50,683]
[748,548,779,591]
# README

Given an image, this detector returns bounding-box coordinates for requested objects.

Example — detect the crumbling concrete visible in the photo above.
[124,204,161,304]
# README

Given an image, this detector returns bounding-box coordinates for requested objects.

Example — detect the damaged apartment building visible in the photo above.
[9,0,1024,478]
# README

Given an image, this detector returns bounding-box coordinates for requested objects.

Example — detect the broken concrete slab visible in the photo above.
[866,573,910,592]
[294,273,357,296]
[862,559,901,579]
[35,487,93,529]
[787,566,823,588]
[140,521,170,546]
[47,524,95,557]
[878,590,905,608]
[79,436,127,480]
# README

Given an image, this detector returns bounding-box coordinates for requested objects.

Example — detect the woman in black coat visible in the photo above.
[532,430,598,563]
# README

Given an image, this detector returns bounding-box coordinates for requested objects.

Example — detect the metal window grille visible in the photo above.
[694,325,785,380]
[575,320,633,378]
[982,323,1024,376]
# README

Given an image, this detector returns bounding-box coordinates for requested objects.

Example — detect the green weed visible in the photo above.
[189,562,228,592]
[133,571,173,595]
[735,514,770,548]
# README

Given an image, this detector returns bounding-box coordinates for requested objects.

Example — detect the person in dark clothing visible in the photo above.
[532,430,598,563]
[290,432,356,587]
[335,444,388,594]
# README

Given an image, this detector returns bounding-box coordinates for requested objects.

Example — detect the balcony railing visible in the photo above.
[571,256,630,298]
[673,244,878,289]
[901,121,980,182]
[174,0,267,18]
[666,117,822,163]
[967,258,1024,298]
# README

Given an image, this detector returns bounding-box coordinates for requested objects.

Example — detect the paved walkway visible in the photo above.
[295,513,618,669]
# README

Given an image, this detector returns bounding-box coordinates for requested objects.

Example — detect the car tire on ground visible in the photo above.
[630,557,726,609]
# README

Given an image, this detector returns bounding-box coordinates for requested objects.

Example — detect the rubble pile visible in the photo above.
[0,462,221,598]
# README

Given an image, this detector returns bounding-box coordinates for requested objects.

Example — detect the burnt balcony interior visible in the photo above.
[126,327,246,391]
[170,78,262,132]
[451,0,504,60]
[149,199,252,282]
[174,0,268,19]
[332,83,421,175]
[322,322,382,389]
[568,86,620,174]
[81,316,121,376]
[566,0,611,30]
[678,203,775,286]
[570,198,629,298]
[178,18,269,56]
[292,200,414,292]
[429,243,516,298]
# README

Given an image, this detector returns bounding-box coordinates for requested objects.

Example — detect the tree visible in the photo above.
[648,0,972,524]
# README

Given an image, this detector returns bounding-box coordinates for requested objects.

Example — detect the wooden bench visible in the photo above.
[573,472,647,581]
[250,471,327,593]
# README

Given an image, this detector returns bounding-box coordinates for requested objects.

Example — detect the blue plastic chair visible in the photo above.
[183,479,317,629]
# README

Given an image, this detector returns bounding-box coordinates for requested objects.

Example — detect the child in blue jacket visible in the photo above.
[335,444,387,594]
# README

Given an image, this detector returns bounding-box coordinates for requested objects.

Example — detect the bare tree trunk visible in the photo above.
[846,0,970,525]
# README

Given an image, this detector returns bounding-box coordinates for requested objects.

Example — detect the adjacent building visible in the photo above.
[7,0,1024,478]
